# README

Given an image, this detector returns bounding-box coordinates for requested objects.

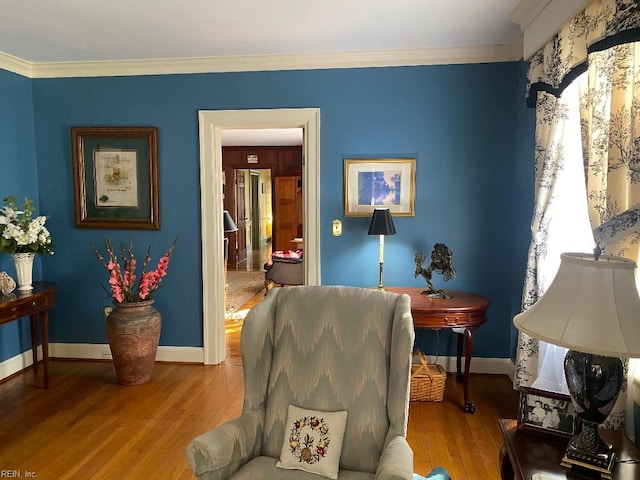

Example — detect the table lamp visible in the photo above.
[223,210,238,234]
[223,210,238,263]
[367,208,396,289]
[513,252,640,478]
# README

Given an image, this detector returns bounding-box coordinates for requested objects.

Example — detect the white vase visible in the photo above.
[13,252,35,291]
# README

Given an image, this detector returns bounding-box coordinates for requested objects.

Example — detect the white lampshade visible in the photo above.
[513,252,640,358]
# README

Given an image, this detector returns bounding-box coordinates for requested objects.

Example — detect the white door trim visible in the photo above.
[198,108,321,364]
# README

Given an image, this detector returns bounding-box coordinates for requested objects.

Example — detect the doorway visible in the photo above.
[246,169,272,270]
[225,169,272,315]
[199,108,321,365]
[225,151,301,269]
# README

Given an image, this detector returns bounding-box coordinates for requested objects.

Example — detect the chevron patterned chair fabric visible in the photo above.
[186,285,451,479]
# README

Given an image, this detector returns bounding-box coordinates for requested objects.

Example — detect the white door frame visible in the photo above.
[199,108,321,364]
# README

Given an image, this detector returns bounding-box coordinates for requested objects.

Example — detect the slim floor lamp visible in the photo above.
[367,208,396,289]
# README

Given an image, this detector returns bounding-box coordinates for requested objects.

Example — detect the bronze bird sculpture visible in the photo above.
[414,243,456,298]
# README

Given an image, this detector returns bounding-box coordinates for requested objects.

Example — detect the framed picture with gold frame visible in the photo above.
[344,158,415,217]
[71,126,159,230]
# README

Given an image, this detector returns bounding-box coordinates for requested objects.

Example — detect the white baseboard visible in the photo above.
[418,355,516,382]
[48,343,204,363]
[155,345,205,363]
[1,345,515,383]
[0,345,42,381]
[0,343,205,382]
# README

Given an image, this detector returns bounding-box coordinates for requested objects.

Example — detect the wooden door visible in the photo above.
[235,170,247,266]
[274,176,301,251]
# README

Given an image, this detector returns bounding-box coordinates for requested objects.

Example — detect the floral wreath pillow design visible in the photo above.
[277,405,348,479]
[289,414,330,464]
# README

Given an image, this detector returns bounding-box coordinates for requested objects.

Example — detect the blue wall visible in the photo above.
[0,69,40,360]
[509,61,537,360]
[0,61,535,362]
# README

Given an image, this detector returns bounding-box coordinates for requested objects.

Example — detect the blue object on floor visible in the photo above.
[414,467,451,480]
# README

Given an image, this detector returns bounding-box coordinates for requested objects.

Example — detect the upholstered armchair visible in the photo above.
[263,251,304,292]
[186,285,431,479]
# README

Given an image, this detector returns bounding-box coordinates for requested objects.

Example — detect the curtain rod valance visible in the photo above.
[526,0,640,108]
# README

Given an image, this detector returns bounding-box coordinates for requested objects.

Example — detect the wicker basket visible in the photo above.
[410,349,446,402]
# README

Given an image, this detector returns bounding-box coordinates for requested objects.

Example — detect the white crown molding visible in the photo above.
[512,0,590,59]
[510,34,525,61]
[0,50,34,78]
[510,0,552,31]
[1,43,522,80]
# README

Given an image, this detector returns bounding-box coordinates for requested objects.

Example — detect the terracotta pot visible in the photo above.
[106,299,161,386]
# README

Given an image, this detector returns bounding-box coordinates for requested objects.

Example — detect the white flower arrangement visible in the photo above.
[0,196,54,255]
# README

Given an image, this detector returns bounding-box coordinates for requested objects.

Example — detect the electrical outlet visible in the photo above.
[103,306,113,319]
[101,349,112,359]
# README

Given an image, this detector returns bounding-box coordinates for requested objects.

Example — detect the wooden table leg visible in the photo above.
[454,327,476,413]
[462,328,474,412]
[0,283,56,388]
[30,314,38,374]
[40,310,49,388]
[456,332,463,382]
[499,444,514,480]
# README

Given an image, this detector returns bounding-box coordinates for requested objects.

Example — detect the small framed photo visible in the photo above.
[71,126,159,230]
[344,158,415,217]
[518,387,580,438]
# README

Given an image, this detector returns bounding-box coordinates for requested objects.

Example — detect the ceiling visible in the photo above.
[0,0,522,64]
[0,0,523,147]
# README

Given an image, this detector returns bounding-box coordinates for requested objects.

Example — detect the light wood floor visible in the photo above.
[0,292,517,479]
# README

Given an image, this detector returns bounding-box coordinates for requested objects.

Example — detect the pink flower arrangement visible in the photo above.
[92,237,177,303]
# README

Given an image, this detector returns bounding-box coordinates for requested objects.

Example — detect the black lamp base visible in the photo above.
[562,351,624,480]
[561,437,616,479]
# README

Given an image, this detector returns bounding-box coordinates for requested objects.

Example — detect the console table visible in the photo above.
[0,282,56,387]
[386,288,490,413]
[499,418,640,479]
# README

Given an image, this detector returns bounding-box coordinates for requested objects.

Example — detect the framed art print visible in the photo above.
[344,158,415,217]
[71,126,159,230]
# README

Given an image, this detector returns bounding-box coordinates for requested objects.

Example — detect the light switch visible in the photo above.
[332,219,342,236]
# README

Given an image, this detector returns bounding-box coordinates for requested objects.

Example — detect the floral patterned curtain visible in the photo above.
[514,79,595,392]
[516,0,640,432]
[526,0,640,108]
[584,42,640,258]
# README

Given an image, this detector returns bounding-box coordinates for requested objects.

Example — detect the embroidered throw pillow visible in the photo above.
[276,405,348,479]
